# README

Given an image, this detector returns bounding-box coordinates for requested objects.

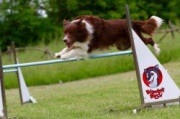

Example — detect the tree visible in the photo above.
[1,0,180,51]
[0,0,56,51]
[47,0,180,24]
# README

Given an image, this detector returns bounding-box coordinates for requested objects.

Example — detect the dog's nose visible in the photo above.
[63,39,68,43]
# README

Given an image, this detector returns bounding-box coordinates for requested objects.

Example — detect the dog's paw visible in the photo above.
[61,54,70,60]
[55,53,61,58]
[153,44,160,56]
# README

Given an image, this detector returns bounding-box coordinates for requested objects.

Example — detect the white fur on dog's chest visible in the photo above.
[72,41,90,51]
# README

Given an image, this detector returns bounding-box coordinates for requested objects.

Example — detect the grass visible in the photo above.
[2,31,180,88]
[6,61,180,119]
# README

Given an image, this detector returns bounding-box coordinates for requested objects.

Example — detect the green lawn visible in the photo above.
[6,61,180,119]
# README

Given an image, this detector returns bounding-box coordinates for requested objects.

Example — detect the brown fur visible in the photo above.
[63,16,159,53]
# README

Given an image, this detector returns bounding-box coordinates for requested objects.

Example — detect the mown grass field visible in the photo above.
[2,31,180,89]
[6,61,180,119]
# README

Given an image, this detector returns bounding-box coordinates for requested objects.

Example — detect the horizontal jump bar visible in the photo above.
[3,50,132,69]
[3,69,18,73]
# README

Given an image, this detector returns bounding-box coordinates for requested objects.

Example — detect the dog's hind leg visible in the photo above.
[143,37,160,55]
[135,31,160,55]
[116,38,131,51]
[153,42,160,56]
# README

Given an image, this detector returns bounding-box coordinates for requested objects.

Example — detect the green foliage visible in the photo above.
[1,0,180,50]
[0,0,57,51]
[47,0,180,24]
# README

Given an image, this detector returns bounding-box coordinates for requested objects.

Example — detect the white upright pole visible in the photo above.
[0,50,7,118]
[17,59,37,104]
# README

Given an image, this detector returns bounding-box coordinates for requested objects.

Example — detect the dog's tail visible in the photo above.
[133,16,163,36]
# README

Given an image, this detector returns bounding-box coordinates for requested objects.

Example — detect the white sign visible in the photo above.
[132,29,180,103]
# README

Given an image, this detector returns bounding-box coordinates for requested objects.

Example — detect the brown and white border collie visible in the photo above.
[55,16,163,59]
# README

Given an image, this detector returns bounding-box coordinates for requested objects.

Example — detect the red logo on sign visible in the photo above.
[146,88,164,99]
[143,65,163,88]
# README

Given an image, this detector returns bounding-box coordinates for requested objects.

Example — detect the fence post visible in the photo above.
[168,20,175,39]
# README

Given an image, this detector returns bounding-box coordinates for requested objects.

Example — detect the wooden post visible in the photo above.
[168,20,175,39]
[6,46,12,62]
[11,42,23,105]
[157,32,168,43]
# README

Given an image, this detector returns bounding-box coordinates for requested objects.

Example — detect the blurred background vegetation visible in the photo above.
[0,0,180,50]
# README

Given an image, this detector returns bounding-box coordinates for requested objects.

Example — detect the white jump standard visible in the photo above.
[125,4,180,113]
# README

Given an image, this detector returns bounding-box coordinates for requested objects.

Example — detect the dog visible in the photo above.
[55,15,163,59]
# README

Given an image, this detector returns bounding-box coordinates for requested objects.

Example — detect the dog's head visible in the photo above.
[62,18,90,48]
[144,65,160,83]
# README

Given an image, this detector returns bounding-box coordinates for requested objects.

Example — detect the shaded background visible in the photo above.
[0,0,180,50]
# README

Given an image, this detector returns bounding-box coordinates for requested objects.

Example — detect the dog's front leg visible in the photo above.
[61,48,88,60]
[55,47,71,58]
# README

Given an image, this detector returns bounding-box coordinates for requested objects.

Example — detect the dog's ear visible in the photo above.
[155,64,159,69]
[76,18,83,26]
[63,19,70,27]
